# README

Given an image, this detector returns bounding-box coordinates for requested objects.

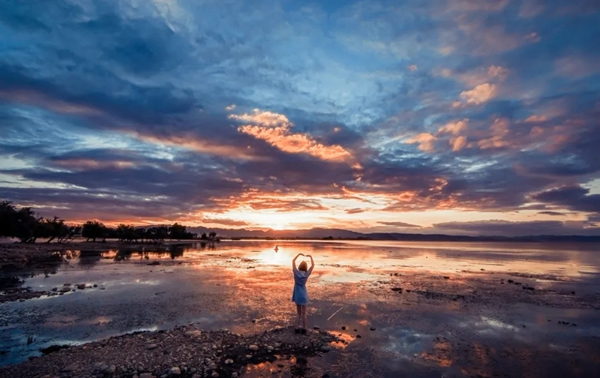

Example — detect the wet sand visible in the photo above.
[1,240,600,377]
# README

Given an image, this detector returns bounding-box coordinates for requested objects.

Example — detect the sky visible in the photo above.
[1,0,600,236]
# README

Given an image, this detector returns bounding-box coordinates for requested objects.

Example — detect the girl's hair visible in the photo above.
[298,261,308,272]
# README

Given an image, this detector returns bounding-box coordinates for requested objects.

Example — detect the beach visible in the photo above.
[1,240,599,377]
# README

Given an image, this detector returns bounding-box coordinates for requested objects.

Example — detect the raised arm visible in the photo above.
[307,254,315,274]
[292,253,303,270]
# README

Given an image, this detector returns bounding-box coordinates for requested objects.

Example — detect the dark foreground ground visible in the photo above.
[0,326,341,378]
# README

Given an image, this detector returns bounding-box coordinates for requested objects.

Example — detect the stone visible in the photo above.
[146,344,158,350]
[108,365,116,374]
[443,276,450,279]
[77,284,86,290]
[267,345,274,352]
[356,334,362,338]
[170,366,181,375]
[62,363,78,372]
[245,354,253,359]
[192,375,201,378]
[93,284,98,287]
[341,326,346,330]
[232,373,239,378]
[185,330,202,337]
[139,374,154,378]
[370,327,376,331]
[208,363,217,370]
[225,359,233,364]
[249,344,259,351]
[320,346,330,352]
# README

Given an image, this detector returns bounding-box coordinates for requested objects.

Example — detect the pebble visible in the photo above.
[232,373,239,378]
[62,363,78,372]
[225,359,233,364]
[146,344,158,350]
[341,326,346,330]
[267,346,274,352]
[211,372,219,377]
[246,354,253,359]
[248,344,259,351]
[356,334,362,338]
[140,374,154,378]
[370,327,376,331]
[170,366,181,375]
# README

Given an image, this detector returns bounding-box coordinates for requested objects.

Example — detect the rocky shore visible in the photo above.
[0,326,340,378]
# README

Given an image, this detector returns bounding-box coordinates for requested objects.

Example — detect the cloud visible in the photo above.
[460,83,497,105]
[378,221,421,228]
[533,185,600,213]
[405,133,437,152]
[438,119,468,135]
[450,136,468,152]
[202,217,250,227]
[525,115,548,123]
[478,118,510,149]
[232,109,354,163]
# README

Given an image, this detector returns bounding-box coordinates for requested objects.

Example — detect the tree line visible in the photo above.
[0,201,215,244]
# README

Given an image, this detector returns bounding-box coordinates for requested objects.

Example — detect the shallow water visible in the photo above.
[1,240,600,376]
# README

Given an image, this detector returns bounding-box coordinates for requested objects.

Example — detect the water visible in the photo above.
[1,240,600,376]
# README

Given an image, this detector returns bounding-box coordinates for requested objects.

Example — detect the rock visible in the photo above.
[93,284,98,287]
[77,284,86,290]
[356,334,362,338]
[140,374,154,378]
[170,366,181,375]
[249,344,259,351]
[252,319,257,323]
[211,372,219,377]
[185,330,202,337]
[192,375,201,378]
[508,279,514,283]
[391,287,402,292]
[313,326,320,330]
[232,373,239,378]
[62,363,78,372]
[146,343,158,350]
[148,261,161,265]
[225,358,233,364]
[443,276,450,279]
[320,346,330,352]
[341,326,346,330]
[370,327,376,331]
[208,363,217,369]
[267,346,274,352]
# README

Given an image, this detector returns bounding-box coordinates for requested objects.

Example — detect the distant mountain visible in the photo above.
[187,227,600,242]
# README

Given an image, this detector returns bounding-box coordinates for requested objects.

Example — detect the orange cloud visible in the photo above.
[408,64,418,71]
[460,83,497,105]
[525,115,548,123]
[231,109,354,163]
[405,133,436,152]
[450,136,468,151]
[438,119,469,135]
[478,118,510,149]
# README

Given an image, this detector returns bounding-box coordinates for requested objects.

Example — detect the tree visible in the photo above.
[82,221,107,242]
[169,223,187,240]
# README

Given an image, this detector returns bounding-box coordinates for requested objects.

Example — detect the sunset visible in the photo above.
[1,1,600,377]
[1,0,599,236]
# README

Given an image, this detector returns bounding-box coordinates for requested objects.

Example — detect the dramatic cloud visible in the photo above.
[0,0,599,234]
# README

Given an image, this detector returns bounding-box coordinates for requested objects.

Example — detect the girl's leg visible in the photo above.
[296,304,302,328]
[301,305,307,329]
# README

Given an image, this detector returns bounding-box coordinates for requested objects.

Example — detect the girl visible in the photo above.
[291,253,314,333]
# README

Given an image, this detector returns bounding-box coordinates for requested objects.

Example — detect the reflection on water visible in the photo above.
[1,240,600,376]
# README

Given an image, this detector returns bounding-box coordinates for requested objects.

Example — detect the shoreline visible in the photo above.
[0,325,340,378]
[0,240,200,269]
